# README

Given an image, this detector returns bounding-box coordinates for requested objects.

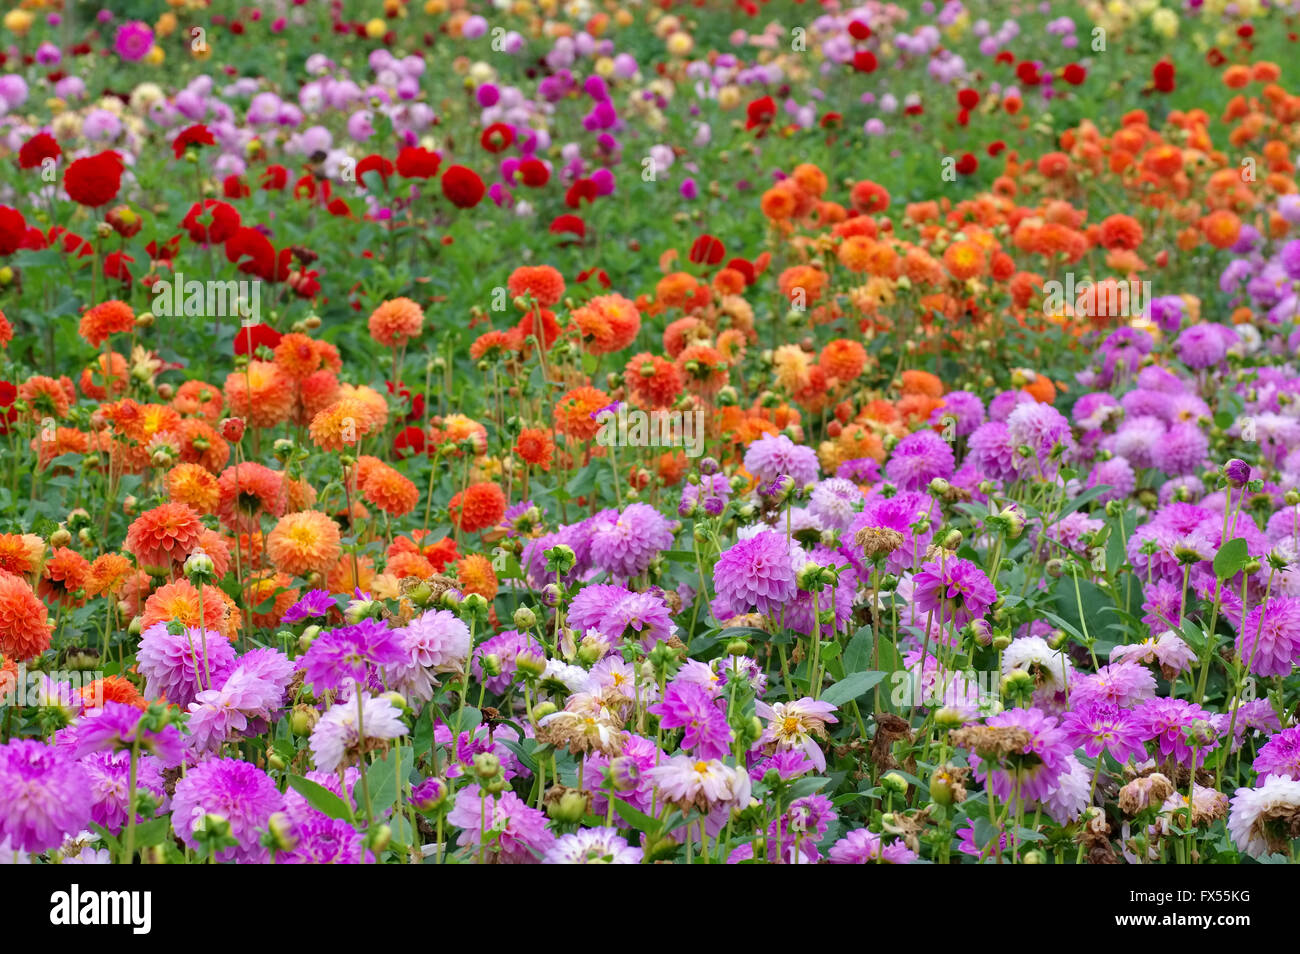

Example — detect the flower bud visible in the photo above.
[515,649,547,680]
[290,704,319,737]
[513,606,537,629]
[267,812,297,852]
[531,700,558,723]
[183,550,215,584]
[545,787,589,824]
[411,777,449,813]
[881,772,908,795]
[1001,669,1035,699]
[368,824,392,853]
[472,753,501,780]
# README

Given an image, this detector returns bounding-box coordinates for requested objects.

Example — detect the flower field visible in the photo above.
[0,0,1299,870]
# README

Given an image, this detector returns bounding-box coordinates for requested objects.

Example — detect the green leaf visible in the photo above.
[1213,538,1250,581]
[286,775,353,822]
[820,670,886,706]
[365,745,409,813]
[613,798,660,834]
[844,626,873,674]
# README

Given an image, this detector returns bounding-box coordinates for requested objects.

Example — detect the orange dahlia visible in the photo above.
[79,674,146,710]
[900,369,944,399]
[368,296,425,348]
[33,427,90,471]
[244,572,298,628]
[1201,209,1242,249]
[171,379,225,422]
[40,546,92,607]
[266,510,342,577]
[78,351,129,400]
[1098,214,1144,251]
[507,265,565,307]
[942,241,986,281]
[86,553,134,598]
[515,428,555,470]
[18,375,71,420]
[165,462,221,513]
[355,456,419,517]
[470,329,521,361]
[223,361,294,429]
[837,235,876,273]
[456,554,498,600]
[571,293,641,355]
[326,554,375,594]
[430,413,488,455]
[716,329,747,364]
[273,332,323,379]
[284,476,319,512]
[175,417,230,472]
[677,344,729,396]
[0,533,45,581]
[216,461,286,532]
[778,265,827,307]
[141,579,237,641]
[297,369,342,424]
[655,271,700,310]
[0,655,15,703]
[820,339,868,382]
[336,384,389,431]
[309,397,373,452]
[0,573,52,661]
[386,550,436,581]
[553,386,610,442]
[125,502,205,570]
[448,482,507,534]
[78,299,135,348]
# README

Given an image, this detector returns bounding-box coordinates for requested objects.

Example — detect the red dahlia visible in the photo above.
[63,150,124,208]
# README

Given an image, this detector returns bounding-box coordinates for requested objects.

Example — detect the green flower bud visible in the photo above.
[881,772,908,795]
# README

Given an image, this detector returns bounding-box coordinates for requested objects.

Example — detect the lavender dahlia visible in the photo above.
[1254,727,1300,779]
[712,530,797,616]
[542,827,643,864]
[137,623,237,708]
[298,618,406,694]
[966,707,1072,802]
[588,503,675,580]
[309,692,409,773]
[0,740,92,853]
[82,750,168,830]
[827,828,917,864]
[1236,596,1300,678]
[744,433,819,485]
[170,758,282,863]
[911,556,996,627]
[884,429,955,491]
[447,785,554,863]
[649,681,733,759]
[69,701,186,766]
[1134,697,1220,766]
[1059,701,1150,763]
